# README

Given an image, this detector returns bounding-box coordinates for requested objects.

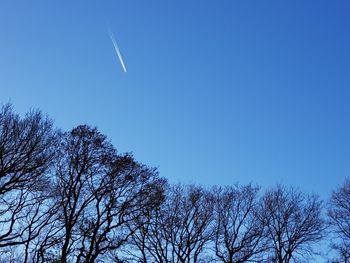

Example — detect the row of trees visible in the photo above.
[0,104,349,262]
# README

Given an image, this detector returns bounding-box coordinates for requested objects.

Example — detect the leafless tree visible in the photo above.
[212,184,267,263]
[120,181,166,263]
[260,185,326,263]
[0,104,57,261]
[0,104,335,262]
[32,125,163,263]
[127,184,214,263]
[328,177,350,263]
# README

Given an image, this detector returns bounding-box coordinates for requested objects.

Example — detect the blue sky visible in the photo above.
[1,1,350,197]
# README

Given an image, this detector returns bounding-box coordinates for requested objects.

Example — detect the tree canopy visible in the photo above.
[0,104,347,262]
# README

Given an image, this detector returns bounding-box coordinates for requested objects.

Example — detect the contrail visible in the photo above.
[108,29,127,73]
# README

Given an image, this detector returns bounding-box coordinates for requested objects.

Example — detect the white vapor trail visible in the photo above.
[108,29,127,73]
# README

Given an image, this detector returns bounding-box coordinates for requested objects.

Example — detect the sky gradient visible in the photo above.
[1,1,350,197]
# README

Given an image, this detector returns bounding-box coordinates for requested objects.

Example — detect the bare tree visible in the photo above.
[127,184,214,263]
[77,153,164,263]
[212,184,266,263]
[328,177,350,263]
[33,125,163,263]
[0,104,335,262]
[120,181,166,263]
[260,185,326,263]
[0,104,57,261]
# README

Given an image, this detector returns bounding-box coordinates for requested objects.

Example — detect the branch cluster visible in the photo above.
[0,104,348,263]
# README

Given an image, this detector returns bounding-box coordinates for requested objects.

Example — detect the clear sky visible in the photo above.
[1,1,349,197]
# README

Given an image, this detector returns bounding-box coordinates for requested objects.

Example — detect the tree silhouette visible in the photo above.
[212,184,267,263]
[0,104,342,262]
[328,177,350,262]
[127,184,214,263]
[0,104,57,261]
[260,185,326,263]
[32,125,163,262]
